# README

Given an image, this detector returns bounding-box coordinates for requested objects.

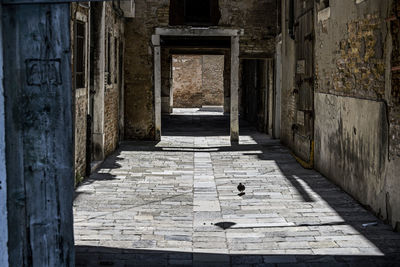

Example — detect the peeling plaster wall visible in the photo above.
[313,0,400,229]
[281,0,400,229]
[124,0,279,139]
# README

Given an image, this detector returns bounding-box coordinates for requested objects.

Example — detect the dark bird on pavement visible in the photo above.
[237,183,245,193]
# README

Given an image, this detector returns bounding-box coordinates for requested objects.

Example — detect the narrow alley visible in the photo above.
[2,1,400,266]
[74,110,400,266]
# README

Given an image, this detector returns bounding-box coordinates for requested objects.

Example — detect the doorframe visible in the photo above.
[152,27,243,143]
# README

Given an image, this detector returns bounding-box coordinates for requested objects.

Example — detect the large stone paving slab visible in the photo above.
[74,109,400,266]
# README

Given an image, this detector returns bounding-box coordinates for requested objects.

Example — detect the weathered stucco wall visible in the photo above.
[313,0,399,229]
[280,0,400,229]
[314,93,388,217]
[172,55,224,108]
[124,0,278,139]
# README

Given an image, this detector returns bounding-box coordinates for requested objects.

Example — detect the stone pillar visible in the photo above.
[2,3,74,266]
[274,35,282,139]
[92,3,106,161]
[153,35,162,140]
[230,36,240,143]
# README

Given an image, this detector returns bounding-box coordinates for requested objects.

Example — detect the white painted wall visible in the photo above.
[0,4,9,266]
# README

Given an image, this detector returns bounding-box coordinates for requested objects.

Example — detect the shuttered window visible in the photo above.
[75,21,85,89]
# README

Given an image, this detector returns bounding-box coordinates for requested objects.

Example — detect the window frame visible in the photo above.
[75,19,87,90]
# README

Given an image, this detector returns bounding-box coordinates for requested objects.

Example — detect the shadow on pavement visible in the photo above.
[74,114,400,266]
[75,245,400,266]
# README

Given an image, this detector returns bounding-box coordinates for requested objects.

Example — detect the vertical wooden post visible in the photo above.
[0,4,9,267]
[3,3,74,266]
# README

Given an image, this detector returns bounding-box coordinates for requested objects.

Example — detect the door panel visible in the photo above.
[294,0,314,161]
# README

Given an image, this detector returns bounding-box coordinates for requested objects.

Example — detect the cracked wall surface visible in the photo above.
[282,0,400,230]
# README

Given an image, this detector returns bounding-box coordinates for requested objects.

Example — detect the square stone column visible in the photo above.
[230,35,240,143]
[153,35,162,140]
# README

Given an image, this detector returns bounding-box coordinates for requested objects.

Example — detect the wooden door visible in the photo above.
[294,0,314,161]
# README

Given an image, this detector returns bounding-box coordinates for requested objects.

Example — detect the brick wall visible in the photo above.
[104,2,124,156]
[172,55,224,108]
[203,55,225,106]
[71,2,123,179]
[104,86,119,156]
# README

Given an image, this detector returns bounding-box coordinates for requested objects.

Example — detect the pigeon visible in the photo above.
[237,183,245,193]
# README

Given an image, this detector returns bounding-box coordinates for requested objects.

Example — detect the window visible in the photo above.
[169,0,220,26]
[114,37,118,84]
[75,21,86,89]
[105,32,111,85]
[288,0,295,39]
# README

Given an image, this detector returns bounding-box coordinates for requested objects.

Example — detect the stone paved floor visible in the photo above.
[74,109,400,266]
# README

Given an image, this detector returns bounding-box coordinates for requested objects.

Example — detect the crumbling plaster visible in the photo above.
[313,0,400,229]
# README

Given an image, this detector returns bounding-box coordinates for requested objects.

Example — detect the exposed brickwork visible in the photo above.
[307,0,399,230]
[105,87,119,156]
[219,0,277,55]
[172,55,224,108]
[203,55,225,106]
[124,0,279,139]
[173,55,202,108]
[316,14,385,100]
